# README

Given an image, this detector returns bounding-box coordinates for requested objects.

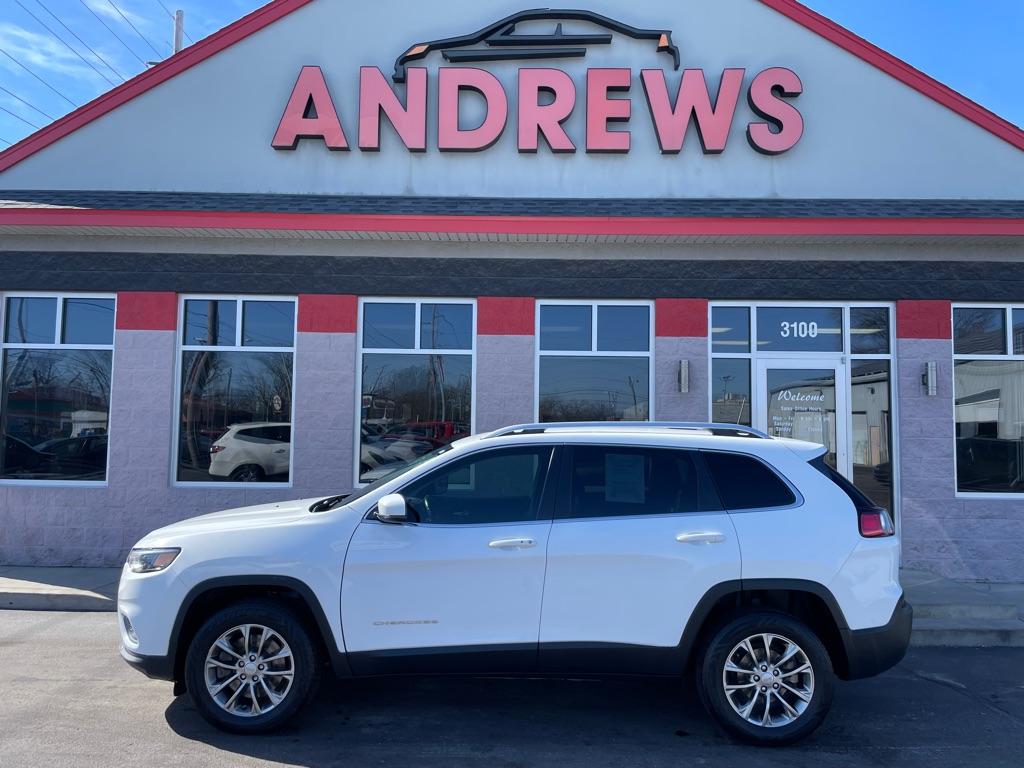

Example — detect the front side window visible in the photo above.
[537,302,652,422]
[359,300,474,483]
[400,446,552,524]
[953,306,1024,493]
[1,295,115,481]
[176,297,296,484]
[563,445,721,519]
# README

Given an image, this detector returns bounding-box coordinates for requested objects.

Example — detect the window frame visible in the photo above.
[0,291,116,487]
[355,297,478,487]
[951,303,1024,499]
[534,300,656,422]
[171,294,298,489]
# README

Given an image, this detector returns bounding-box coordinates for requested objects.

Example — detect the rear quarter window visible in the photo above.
[702,450,796,510]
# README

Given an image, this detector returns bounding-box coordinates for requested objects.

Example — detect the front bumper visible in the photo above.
[840,596,913,680]
[120,644,174,681]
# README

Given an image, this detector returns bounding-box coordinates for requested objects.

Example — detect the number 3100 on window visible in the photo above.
[779,321,819,338]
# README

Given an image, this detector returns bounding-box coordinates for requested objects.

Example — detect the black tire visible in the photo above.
[229,464,265,482]
[697,611,834,746]
[185,599,319,733]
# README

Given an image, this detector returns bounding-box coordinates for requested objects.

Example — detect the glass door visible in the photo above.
[755,359,849,477]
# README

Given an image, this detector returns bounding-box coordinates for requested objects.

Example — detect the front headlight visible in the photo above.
[127,547,180,573]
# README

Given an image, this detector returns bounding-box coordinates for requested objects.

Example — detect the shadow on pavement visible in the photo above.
[164,674,736,767]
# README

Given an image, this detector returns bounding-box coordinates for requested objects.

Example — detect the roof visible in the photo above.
[2,191,1023,219]
[0,0,1020,178]
[1,191,1021,240]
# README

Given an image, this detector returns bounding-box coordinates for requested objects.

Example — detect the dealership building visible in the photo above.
[0,0,1023,579]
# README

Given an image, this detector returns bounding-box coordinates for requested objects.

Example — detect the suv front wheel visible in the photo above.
[184,600,319,732]
[697,612,834,745]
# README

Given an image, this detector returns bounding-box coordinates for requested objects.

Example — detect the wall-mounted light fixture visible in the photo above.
[922,361,938,396]
[678,360,690,393]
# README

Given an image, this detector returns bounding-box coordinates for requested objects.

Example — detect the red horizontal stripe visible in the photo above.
[2,208,1023,236]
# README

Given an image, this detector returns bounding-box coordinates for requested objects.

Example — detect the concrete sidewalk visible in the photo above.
[0,566,119,612]
[1,565,1022,646]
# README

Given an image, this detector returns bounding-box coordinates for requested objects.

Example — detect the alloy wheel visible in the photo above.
[721,632,814,728]
[204,623,295,717]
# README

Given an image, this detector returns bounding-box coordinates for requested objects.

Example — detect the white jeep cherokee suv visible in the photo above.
[119,422,911,745]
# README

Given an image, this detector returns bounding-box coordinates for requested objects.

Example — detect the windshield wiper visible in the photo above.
[309,494,348,513]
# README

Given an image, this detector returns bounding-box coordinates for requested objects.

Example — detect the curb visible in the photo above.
[1,592,116,612]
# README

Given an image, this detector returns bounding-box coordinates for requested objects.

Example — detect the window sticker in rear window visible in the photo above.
[604,453,647,504]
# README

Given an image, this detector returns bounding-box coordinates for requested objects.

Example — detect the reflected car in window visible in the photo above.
[208,422,291,483]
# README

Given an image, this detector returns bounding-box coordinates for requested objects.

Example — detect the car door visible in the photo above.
[270,425,291,476]
[538,444,741,673]
[342,444,557,674]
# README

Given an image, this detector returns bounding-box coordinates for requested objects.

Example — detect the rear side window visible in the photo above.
[562,446,722,519]
[702,451,796,510]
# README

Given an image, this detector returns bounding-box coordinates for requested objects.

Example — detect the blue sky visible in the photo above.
[0,0,1021,150]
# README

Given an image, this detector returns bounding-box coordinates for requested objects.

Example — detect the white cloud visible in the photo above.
[0,22,109,88]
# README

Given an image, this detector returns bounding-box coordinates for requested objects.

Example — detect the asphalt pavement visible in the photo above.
[2,610,1023,768]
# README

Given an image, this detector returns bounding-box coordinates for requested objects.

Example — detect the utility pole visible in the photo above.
[173,10,185,54]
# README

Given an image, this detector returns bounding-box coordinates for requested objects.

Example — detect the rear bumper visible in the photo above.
[120,645,174,681]
[840,596,913,680]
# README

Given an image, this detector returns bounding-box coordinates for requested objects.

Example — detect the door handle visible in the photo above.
[488,537,537,549]
[675,531,726,544]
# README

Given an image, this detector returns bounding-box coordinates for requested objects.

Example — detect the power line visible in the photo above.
[32,0,129,82]
[13,0,118,87]
[77,0,147,67]
[0,83,55,120]
[0,104,40,130]
[104,0,164,58]
[0,48,78,108]
[0,136,13,147]
[154,0,194,44]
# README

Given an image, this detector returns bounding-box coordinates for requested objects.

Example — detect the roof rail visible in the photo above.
[487,422,771,439]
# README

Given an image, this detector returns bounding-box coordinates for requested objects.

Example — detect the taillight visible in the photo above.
[210,444,225,454]
[859,508,895,538]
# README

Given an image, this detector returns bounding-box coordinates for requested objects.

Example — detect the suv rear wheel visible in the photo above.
[697,612,834,745]
[184,599,319,733]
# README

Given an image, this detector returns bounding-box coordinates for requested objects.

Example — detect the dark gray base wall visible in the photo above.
[897,338,1024,582]
[5,253,1024,300]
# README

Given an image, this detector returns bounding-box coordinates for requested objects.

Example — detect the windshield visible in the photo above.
[316,443,456,510]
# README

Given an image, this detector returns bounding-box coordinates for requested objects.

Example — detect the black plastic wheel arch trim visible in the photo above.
[164,575,351,684]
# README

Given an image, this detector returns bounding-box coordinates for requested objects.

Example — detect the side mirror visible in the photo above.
[375,493,409,523]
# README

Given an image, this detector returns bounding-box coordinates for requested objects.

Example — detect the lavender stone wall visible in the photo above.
[897,337,1024,582]
[475,335,535,432]
[655,336,709,422]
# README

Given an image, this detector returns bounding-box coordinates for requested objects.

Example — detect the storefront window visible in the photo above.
[537,302,652,423]
[359,300,474,483]
[711,358,751,426]
[756,306,843,352]
[954,306,1024,493]
[1,295,115,481]
[710,303,894,511]
[176,297,296,484]
[711,306,750,353]
[850,359,892,509]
